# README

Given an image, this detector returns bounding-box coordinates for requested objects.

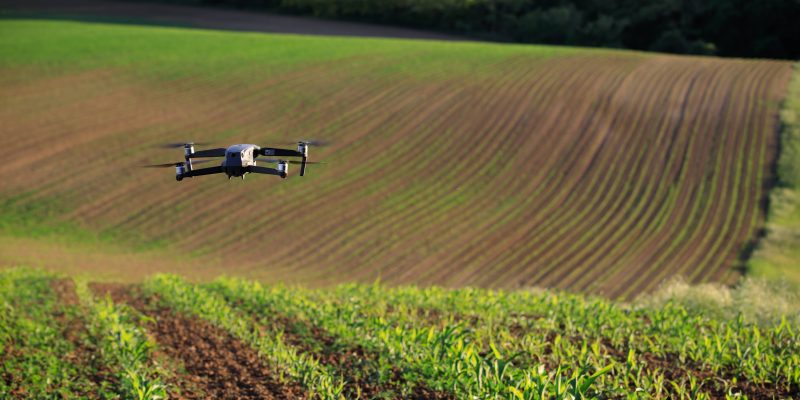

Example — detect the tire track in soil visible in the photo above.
[89,283,303,400]
[49,279,116,399]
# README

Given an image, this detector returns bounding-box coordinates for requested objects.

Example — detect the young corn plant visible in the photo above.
[207,276,613,398]
[0,268,100,397]
[74,280,167,400]
[143,274,346,399]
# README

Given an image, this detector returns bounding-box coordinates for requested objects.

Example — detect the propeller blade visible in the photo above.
[271,139,331,147]
[142,162,182,168]
[158,141,212,149]
[141,159,214,168]
[302,139,331,147]
[255,158,326,165]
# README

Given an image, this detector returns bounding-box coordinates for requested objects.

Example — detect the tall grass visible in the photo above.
[748,64,800,285]
[636,276,800,327]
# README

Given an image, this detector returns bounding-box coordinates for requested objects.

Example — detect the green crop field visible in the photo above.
[0,19,794,298]
[2,267,798,398]
[1,14,799,398]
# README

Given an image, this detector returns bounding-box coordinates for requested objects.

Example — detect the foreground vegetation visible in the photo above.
[2,267,797,398]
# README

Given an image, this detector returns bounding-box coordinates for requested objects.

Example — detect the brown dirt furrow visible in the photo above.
[99,60,368,236]
[343,56,559,281]
[386,58,600,274]
[689,61,791,286]
[74,61,308,226]
[549,60,712,293]
[262,77,488,278]
[460,61,644,286]
[459,56,653,288]
[619,61,780,298]
[597,61,749,297]
[89,283,303,400]
[702,62,793,285]
[570,62,731,294]
[415,55,626,286]
[205,76,466,260]
[550,61,708,287]
[174,65,461,256]
[520,58,687,289]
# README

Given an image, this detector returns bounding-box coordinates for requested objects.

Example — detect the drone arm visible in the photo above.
[189,148,227,158]
[258,148,303,157]
[182,166,224,177]
[248,165,286,179]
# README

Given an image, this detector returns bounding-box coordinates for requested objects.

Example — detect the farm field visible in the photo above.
[0,18,795,298]
[2,267,797,399]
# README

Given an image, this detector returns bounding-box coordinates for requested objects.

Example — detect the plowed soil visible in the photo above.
[90,283,303,399]
[0,17,794,298]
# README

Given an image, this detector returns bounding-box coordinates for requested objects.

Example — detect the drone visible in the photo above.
[145,141,326,181]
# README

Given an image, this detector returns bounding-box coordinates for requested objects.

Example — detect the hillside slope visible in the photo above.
[0,20,792,297]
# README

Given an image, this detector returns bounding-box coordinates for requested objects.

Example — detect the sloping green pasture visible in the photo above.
[0,19,793,298]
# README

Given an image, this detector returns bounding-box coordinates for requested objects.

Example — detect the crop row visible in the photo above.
[2,268,797,398]
[0,268,99,397]
[1,269,168,399]
[200,276,798,397]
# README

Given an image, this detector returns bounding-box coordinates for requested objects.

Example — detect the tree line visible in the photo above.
[166,0,799,59]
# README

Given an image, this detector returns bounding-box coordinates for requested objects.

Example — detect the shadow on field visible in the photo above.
[0,0,468,41]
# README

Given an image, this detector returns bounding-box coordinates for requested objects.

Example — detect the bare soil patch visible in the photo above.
[90,283,303,400]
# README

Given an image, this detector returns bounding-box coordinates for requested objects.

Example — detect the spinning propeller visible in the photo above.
[142,159,214,168]
[256,158,325,165]
[271,139,331,147]
[158,141,211,149]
